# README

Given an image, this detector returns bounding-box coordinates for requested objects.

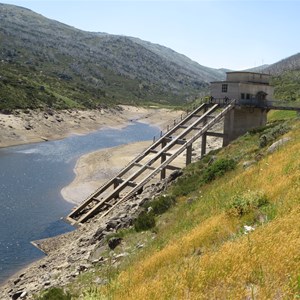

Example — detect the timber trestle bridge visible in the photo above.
[66,99,235,225]
[66,97,300,225]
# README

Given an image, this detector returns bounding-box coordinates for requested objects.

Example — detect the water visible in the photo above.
[0,122,159,283]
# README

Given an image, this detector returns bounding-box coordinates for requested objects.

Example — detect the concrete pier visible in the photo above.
[223,106,267,146]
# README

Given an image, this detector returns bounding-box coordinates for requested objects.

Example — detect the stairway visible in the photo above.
[66,101,235,225]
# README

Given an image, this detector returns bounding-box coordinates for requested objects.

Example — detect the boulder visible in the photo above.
[108,237,122,250]
[267,137,291,154]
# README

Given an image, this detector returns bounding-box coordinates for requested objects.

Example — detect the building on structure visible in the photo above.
[210,71,274,146]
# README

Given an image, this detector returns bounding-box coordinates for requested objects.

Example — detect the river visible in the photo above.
[0,122,159,283]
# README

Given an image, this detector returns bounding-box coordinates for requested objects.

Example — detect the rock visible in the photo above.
[20,291,27,299]
[93,277,108,285]
[168,170,183,182]
[13,278,21,285]
[76,264,91,273]
[106,219,119,230]
[108,237,122,250]
[43,281,51,286]
[24,123,33,130]
[243,160,256,169]
[12,290,23,300]
[267,137,291,154]
[115,252,129,259]
[136,243,144,249]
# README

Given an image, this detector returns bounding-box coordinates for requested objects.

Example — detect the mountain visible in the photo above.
[265,53,300,102]
[265,53,300,74]
[0,4,225,110]
[244,64,270,73]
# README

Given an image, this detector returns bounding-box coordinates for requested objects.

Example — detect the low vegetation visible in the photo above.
[36,111,300,299]
[271,69,300,102]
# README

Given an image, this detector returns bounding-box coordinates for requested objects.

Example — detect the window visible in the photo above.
[222,84,228,93]
[241,93,245,99]
[246,93,250,99]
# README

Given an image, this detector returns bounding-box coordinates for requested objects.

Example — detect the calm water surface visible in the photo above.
[0,122,159,283]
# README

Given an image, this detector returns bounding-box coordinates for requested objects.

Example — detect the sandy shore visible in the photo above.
[61,106,185,204]
[61,140,152,204]
[62,120,223,205]
[0,105,183,148]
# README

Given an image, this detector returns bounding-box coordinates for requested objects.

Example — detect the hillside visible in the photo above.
[265,53,300,74]
[63,112,299,299]
[268,53,300,102]
[0,4,225,110]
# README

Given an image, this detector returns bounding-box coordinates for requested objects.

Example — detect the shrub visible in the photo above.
[36,287,71,300]
[134,212,156,232]
[201,158,236,184]
[226,190,269,217]
[145,195,176,215]
[170,158,236,197]
[259,123,290,148]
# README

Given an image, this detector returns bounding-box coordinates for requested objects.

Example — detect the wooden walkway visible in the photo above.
[66,101,235,225]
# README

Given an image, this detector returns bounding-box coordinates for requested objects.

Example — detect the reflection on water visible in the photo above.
[0,122,159,283]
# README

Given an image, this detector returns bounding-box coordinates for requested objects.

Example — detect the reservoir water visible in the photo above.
[0,122,159,284]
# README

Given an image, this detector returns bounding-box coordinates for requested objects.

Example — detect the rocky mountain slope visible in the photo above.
[265,52,300,74]
[0,3,225,110]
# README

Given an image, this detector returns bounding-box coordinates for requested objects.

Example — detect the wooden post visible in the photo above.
[186,144,192,166]
[201,133,207,157]
[201,104,208,157]
[161,140,167,179]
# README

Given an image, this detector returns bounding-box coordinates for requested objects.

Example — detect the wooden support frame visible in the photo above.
[66,101,235,225]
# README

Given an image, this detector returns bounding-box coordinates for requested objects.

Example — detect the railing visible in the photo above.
[208,97,300,111]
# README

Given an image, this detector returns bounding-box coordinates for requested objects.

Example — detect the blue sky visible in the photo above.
[1,0,299,70]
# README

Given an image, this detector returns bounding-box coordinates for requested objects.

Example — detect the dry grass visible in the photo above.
[84,120,300,300]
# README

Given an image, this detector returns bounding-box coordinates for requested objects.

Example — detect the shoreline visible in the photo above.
[0,105,182,149]
[0,106,225,298]
[61,140,153,204]
[0,106,183,291]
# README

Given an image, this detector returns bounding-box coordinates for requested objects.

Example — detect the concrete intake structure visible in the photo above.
[211,71,273,146]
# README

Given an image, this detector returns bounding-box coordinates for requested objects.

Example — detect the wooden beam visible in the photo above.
[206,131,224,137]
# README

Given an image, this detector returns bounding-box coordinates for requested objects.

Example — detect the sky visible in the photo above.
[1,0,299,70]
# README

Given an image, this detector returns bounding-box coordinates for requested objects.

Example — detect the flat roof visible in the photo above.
[210,81,270,85]
[226,71,271,76]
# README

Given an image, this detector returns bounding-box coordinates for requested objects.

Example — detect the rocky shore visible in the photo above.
[0,106,183,298]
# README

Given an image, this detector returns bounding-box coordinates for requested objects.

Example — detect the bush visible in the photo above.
[259,123,290,148]
[145,195,176,215]
[134,212,156,232]
[226,190,269,217]
[36,287,71,300]
[201,158,236,184]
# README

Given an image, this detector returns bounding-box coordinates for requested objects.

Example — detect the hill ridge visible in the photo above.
[0,3,225,110]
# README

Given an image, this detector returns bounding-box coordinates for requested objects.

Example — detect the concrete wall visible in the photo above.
[210,82,274,100]
[223,106,267,146]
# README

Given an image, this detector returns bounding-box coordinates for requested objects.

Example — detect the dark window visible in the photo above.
[241,93,245,99]
[222,84,228,93]
[246,93,250,99]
